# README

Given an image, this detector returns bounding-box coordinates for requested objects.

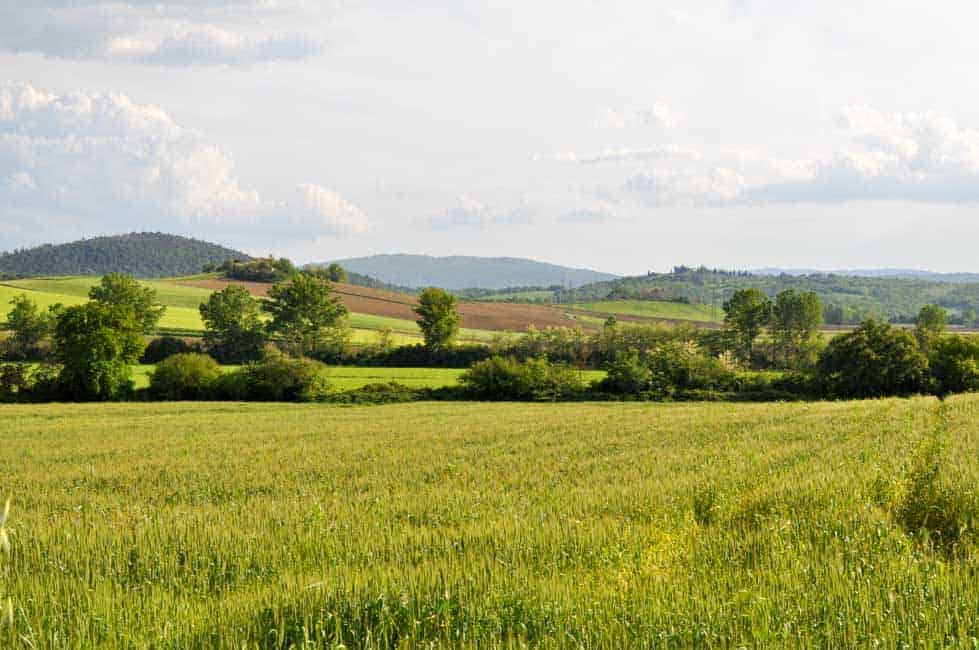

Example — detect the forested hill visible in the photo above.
[565,266,979,325]
[0,233,252,279]
[325,254,617,290]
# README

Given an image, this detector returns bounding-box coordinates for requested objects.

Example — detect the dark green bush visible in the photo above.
[149,353,222,400]
[358,344,492,368]
[460,356,584,401]
[326,382,421,405]
[236,347,331,402]
[598,350,656,395]
[816,320,927,398]
[928,335,979,397]
[141,336,203,364]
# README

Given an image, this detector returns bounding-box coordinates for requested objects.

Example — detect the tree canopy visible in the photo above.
[88,273,166,333]
[414,287,461,351]
[816,319,927,398]
[263,273,349,356]
[199,284,266,362]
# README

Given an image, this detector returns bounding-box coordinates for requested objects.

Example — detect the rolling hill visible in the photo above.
[0,233,251,279]
[323,254,617,290]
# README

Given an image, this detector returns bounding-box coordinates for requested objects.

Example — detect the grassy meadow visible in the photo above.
[571,299,718,323]
[1,396,978,646]
[128,365,605,391]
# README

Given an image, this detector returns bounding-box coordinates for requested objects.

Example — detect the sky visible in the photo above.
[2,0,979,275]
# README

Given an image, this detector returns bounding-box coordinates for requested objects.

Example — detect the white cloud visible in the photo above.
[536,145,701,165]
[0,83,368,248]
[423,194,535,230]
[0,1,325,66]
[624,106,979,206]
[594,102,681,129]
[293,183,371,235]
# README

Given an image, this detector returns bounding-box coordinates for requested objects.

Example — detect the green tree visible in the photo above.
[928,335,979,397]
[414,287,461,351]
[53,302,144,401]
[3,294,59,358]
[915,304,948,351]
[771,289,823,368]
[199,284,266,362]
[325,263,348,283]
[263,273,348,356]
[816,319,928,398]
[88,273,165,332]
[722,288,772,363]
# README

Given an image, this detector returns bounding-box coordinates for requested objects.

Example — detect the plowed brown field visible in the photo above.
[177,279,597,332]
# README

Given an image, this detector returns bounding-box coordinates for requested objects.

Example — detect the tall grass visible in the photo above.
[0,397,978,646]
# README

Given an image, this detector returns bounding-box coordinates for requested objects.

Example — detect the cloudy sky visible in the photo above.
[2,0,979,274]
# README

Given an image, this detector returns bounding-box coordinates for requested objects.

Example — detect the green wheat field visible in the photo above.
[1,395,978,647]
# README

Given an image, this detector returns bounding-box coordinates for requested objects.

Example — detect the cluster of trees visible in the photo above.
[218,258,296,283]
[1,274,166,400]
[722,288,823,368]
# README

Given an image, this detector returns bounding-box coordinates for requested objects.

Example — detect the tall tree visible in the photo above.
[263,273,348,356]
[771,289,823,368]
[3,294,59,358]
[199,284,266,362]
[89,273,166,332]
[915,304,947,351]
[53,302,144,401]
[414,287,461,351]
[722,288,772,363]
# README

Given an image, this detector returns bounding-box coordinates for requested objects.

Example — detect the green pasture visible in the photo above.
[571,299,718,322]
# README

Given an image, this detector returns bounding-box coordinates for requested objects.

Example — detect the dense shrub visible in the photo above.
[816,320,928,399]
[141,336,203,364]
[0,363,60,402]
[149,353,222,400]
[460,356,584,401]
[235,348,331,402]
[597,350,656,395]
[360,344,492,368]
[928,335,979,397]
[646,341,738,392]
[325,382,421,405]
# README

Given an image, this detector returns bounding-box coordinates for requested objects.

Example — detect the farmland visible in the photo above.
[0,395,977,646]
[1,276,599,343]
[570,299,718,323]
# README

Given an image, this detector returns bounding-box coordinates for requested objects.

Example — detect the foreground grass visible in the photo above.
[1,396,978,646]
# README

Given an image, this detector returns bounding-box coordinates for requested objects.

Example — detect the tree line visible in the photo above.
[2,273,978,404]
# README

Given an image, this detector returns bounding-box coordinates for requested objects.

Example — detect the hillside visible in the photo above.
[0,233,251,279]
[323,254,617,290]
[564,267,979,325]
[754,267,979,282]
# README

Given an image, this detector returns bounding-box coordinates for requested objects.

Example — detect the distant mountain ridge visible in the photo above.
[0,233,252,279]
[753,268,979,283]
[323,254,618,290]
